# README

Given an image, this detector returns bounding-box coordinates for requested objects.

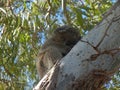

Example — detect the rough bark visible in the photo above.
[33,1,120,90]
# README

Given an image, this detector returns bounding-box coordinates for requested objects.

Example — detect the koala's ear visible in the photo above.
[54,25,73,33]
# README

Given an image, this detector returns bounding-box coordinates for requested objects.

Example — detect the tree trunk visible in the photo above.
[34,1,120,90]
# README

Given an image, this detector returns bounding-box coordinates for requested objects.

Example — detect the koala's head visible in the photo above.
[54,25,81,47]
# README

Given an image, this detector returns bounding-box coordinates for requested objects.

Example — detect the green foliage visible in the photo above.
[0,0,118,89]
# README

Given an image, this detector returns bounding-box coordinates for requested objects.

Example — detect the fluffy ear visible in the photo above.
[54,25,78,33]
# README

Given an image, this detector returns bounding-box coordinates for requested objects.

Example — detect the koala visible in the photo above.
[36,25,81,78]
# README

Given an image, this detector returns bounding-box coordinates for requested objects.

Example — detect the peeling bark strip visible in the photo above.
[34,1,120,90]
